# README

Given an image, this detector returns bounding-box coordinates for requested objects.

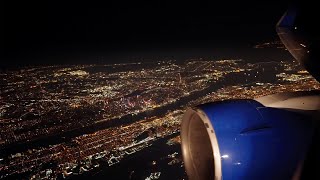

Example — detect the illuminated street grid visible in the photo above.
[0,59,319,179]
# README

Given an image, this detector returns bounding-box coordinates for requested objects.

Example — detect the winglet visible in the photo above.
[277,5,297,28]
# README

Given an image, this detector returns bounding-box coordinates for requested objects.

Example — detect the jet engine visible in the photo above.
[181,91,320,180]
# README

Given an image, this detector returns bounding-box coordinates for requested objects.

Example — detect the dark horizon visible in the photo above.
[2,0,291,67]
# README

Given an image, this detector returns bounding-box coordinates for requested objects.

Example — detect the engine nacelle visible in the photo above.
[181,91,320,180]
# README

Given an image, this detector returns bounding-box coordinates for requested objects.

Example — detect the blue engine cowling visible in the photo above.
[181,98,319,180]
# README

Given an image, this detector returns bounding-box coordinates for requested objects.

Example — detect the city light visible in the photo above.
[0,59,319,179]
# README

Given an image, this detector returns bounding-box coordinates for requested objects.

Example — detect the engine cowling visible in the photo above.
[181,91,320,180]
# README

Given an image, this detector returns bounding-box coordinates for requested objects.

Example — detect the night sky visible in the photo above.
[2,0,291,67]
